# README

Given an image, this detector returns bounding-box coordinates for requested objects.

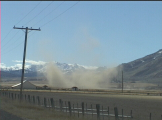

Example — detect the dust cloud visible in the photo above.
[44,62,66,88]
[37,29,118,89]
[43,62,118,89]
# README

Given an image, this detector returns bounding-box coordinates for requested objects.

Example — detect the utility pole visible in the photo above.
[122,71,123,93]
[13,26,41,102]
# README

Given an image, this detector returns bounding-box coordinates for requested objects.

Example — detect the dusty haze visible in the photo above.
[44,62,118,89]
[37,31,119,89]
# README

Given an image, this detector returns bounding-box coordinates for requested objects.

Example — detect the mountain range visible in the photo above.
[116,49,162,83]
[1,62,97,80]
[1,49,162,83]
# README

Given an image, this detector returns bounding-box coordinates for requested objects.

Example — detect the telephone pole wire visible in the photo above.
[13,26,41,102]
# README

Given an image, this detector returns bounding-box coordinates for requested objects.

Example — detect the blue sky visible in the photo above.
[1,1,162,67]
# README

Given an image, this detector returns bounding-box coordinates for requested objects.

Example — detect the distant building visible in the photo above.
[11,80,37,89]
[72,86,78,91]
[43,85,48,89]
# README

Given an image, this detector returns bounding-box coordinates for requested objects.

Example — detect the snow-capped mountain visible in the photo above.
[2,49,162,83]
[1,61,98,78]
[37,62,87,74]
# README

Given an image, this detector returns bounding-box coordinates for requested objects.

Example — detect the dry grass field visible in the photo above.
[0,96,90,120]
[0,80,158,90]
[1,89,162,120]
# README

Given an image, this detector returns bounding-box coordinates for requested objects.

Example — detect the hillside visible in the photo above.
[117,49,162,83]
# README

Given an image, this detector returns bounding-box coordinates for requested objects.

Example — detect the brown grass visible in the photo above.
[0,96,90,120]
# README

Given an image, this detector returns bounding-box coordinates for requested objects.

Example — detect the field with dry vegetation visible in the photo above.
[0,96,90,120]
[1,89,162,120]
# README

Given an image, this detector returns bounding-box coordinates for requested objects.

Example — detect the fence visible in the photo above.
[0,91,134,120]
[2,90,162,120]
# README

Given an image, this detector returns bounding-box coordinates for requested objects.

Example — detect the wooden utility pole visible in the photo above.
[122,71,123,93]
[13,26,41,102]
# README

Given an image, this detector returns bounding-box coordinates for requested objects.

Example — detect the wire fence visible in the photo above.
[0,91,134,120]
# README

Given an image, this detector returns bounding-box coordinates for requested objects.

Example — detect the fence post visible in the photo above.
[28,95,30,103]
[114,107,119,120]
[44,97,47,107]
[122,109,123,120]
[96,104,100,120]
[11,93,14,100]
[37,96,40,106]
[21,94,23,100]
[50,98,55,109]
[33,96,35,104]
[86,103,87,113]
[107,106,110,119]
[81,102,84,117]
[59,99,62,111]
[77,103,79,117]
[102,105,104,119]
[68,101,72,116]
[108,106,109,115]
[73,104,75,116]
[131,110,133,118]
[65,101,67,113]
[48,98,50,108]
[18,94,20,100]
[25,94,26,101]
[150,113,151,120]
[91,104,93,118]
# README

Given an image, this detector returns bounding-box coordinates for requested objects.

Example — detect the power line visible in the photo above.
[15,1,42,26]
[1,31,20,49]
[1,29,13,41]
[29,2,79,43]
[2,1,42,49]
[2,33,24,51]
[32,1,65,27]
[41,1,80,28]
[24,1,53,26]
[2,41,24,56]
[2,31,36,57]
[2,1,80,57]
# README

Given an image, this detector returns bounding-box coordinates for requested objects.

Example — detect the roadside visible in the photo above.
[0,109,25,120]
[0,96,89,120]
